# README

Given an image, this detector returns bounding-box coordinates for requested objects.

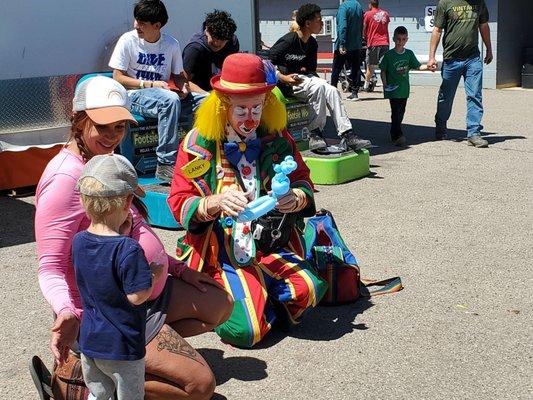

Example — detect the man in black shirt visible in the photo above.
[183,10,239,92]
[270,3,371,152]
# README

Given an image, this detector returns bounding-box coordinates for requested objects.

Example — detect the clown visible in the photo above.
[168,53,327,347]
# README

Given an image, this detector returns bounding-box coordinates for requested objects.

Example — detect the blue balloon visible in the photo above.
[237,155,297,222]
[237,196,276,222]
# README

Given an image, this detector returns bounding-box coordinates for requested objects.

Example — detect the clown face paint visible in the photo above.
[227,93,266,139]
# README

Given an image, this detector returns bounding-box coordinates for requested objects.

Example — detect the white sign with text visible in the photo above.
[425,6,437,32]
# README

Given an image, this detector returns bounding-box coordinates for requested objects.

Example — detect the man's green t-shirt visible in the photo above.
[379,49,421,99]
[434,0,489,60]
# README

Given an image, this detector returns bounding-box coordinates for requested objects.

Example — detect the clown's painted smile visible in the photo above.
[228,94,266,139]
[233,104,263,135]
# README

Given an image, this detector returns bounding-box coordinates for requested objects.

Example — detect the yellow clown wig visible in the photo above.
[194,90,287,141]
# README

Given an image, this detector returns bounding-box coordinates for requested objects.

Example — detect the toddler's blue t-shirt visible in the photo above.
[72,231,152,361]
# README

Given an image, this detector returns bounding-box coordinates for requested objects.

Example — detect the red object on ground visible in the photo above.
[0,145,63,190]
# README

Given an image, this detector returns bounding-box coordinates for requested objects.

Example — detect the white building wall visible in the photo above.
[0,0,256,80]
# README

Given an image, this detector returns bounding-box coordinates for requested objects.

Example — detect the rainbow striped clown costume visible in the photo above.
[168,53,327,347]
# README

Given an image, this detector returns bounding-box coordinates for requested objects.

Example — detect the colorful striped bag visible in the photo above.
[304,209,403,305]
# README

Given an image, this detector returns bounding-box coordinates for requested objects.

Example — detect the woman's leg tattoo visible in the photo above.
[155,325,202,363]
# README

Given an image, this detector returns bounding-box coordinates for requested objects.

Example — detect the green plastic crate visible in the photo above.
[302,149,370,184]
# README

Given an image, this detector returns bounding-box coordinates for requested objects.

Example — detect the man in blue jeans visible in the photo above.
[428,0,493,148]
[109,0,206,182]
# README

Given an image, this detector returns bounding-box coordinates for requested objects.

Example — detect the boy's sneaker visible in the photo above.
[393,136,406,147]
[309,132,327,151]
[346,92,360,101]
[155,163,175,183]
[339,131,371,151]
[363,81,370,91]
[467,135,488,148]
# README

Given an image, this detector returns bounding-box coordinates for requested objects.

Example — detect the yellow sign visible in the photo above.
[181,159,210,178]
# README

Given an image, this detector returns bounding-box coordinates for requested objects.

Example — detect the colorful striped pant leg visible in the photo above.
[213,260,277,348]
[212,247,327,347]
[258,249,327,324]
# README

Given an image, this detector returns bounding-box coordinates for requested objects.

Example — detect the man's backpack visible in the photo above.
[304,209,403,305]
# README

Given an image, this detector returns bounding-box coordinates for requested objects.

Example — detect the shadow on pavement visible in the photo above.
[355,96,386,102]
[322,117,525,157]
[256,297,373,348]
[290,297,374,341]
[475,135,525,146]
[211,394,228,400]
[197,348,268,385]
[0,195,36,248]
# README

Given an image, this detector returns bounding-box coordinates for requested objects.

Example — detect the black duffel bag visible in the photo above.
[252,210,298,254]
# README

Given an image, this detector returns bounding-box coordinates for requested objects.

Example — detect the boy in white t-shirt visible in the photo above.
[109,0,206,183]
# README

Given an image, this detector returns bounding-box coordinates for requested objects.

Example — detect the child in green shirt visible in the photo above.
[379,26,428,146]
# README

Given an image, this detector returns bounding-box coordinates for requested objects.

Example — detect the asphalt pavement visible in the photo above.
[1,85,531,399]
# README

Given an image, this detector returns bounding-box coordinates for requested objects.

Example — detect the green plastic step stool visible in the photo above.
[302,149,370,184]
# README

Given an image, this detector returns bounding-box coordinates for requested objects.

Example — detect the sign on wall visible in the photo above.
[318,16,335,37]
[425,6,437,32]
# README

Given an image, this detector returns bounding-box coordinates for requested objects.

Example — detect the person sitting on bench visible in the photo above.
[183,9,239,92]
[269,3,372,152]
[109,0,205,183]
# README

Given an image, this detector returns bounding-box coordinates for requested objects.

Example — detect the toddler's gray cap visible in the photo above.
[78,154,145,197]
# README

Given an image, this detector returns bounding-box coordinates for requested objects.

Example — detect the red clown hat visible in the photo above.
[211,53,276,95]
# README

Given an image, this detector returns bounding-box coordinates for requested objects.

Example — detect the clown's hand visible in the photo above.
[275,188,307,213]
[207,189,250,217]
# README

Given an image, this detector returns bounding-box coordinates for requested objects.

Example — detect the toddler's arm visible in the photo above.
[127,287,152,305]
[126,261,164,305]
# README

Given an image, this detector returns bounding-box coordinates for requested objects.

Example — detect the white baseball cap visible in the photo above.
[73,75,136,125]
[78,154,145,198]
